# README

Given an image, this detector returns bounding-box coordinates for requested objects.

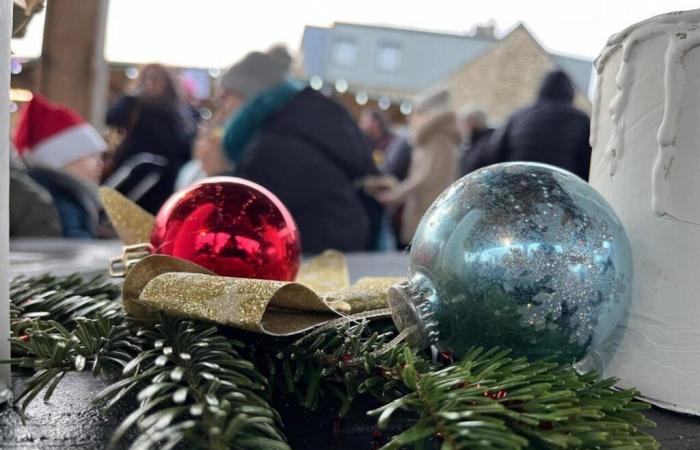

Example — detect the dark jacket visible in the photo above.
[28,166,101,239]
[237,88,379,254]
[488,70,592,180]
[9,153,62,238]
[459,127,495,176]
[106,95,196,214]
[384,134,412,181]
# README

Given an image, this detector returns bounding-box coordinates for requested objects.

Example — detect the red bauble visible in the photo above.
[151,177,301,281]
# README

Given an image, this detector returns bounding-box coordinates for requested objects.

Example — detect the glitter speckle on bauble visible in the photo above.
[389,162,633,363]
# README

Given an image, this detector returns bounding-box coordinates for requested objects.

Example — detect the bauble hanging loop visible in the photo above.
[109,243,154,277]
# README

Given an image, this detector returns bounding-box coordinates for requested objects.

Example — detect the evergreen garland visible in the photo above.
[3,273,660,449]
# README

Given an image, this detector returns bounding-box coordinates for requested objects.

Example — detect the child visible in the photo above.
[13,94,108,238]
[9,147,62,238]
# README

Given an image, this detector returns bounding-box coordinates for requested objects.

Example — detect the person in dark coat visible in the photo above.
[487,70,592,180]
[384,128,412,182]
[381,130,413,249]
[217,46,380,254]
[359,109,394,167]
[13,95,108,238]
[458,108,495,176]
[106,63,196,214]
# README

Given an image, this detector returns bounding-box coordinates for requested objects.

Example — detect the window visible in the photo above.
[375,42,403,72]
[331,39,358,68]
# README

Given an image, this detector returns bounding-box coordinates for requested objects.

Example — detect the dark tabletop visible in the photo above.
[1,242,699,449]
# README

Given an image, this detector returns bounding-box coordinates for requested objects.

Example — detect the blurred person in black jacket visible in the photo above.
[359,109,393,167]
[487,70,592,180]
[458,108,494,176]
[216,46,382,253]
[106,63,196,214]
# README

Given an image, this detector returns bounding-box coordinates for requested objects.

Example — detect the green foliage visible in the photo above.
[8,316,138,411]
[4,273,660,450]
[96,315,288,450]
[7,274,289,450]
[248,319,434,416]
[9,273,122,357]
[370,347,658,450]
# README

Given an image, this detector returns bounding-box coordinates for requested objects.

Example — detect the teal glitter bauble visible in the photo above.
[389,162,632,363]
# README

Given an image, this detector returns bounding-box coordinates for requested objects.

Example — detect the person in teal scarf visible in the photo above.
[216,46,383,254]
[222,78,302,168]
[217,45,297,168]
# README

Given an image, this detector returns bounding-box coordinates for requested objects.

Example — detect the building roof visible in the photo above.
[330,21,499,41]
[300,21,592,100]
[437,24,592,123]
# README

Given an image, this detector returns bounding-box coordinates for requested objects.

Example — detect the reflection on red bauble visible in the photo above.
[151,177,301,281]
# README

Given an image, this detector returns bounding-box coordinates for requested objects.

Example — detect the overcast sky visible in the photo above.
[11,0,700,68]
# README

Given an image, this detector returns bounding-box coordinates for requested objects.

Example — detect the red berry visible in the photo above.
[539,421,554,430]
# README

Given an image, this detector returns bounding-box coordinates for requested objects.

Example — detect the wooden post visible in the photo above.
[38,0,109,126]
[0,0,12,404]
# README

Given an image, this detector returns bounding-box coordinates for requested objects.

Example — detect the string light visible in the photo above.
[199,108,213,121]
[10,59,22,75]
[399,100,413,115]
[355,91,368,105]
[335,78,348,94]
[9,88,33,102]
[378,96,391,110]
[125,67,139,79]
[309,76,323,90]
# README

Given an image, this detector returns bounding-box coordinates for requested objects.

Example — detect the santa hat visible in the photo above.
[13,94,107,169]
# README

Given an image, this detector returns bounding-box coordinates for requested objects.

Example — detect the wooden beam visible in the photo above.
[38,0,109,126]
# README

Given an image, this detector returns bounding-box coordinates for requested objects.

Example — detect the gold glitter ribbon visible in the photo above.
[101,186,404,334]
[123,254,403,336]
[294,249,349,292]
[99,187,155,245]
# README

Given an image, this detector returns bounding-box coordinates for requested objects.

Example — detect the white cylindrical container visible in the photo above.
[0,0,12,405]
[589,9,700,414]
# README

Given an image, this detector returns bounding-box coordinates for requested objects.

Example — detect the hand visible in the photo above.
[375,189,397,205]
[361,175,398,195]
[195,131,232,176]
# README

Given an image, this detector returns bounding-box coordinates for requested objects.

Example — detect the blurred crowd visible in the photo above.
[9,45,591,253]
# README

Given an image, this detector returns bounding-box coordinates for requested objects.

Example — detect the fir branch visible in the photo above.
[95,314,289,450]
[250,318,435,416]
[10,273,121,338]
[5,273,661,450]
[6,314,143,411]
[370,347,659,450]
[6,274,289,450]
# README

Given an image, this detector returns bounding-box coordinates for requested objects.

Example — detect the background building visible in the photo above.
[300,22,593,122]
